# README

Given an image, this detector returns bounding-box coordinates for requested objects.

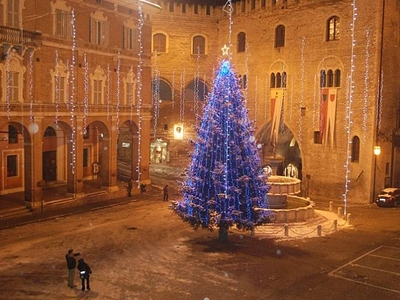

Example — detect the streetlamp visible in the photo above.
[372,146,381,203]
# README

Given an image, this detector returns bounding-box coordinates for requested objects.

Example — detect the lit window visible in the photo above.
[327,16,340,41]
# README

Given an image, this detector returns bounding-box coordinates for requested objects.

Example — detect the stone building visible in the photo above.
[150,0,400,204]
[0,0,159,208]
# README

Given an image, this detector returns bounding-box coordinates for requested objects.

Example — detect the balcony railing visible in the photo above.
[0,26,42,48]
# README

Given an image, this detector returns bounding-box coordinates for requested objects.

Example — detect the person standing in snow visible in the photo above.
[77,258,92,291]
[163,185,169,201]
[65,249,80,288]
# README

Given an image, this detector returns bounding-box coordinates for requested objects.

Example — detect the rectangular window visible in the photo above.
[7,71,19,102]
[83,148,89,168]
[194,4,199,14]
[169,2,174,12]
[55,9,68,37]
[8,125,18,144]
[93,80,102,104]
[313,131,322,144]
[124,27,136,50]
[206,5,211,15]
[55,76,66,103]
[182,3,186,13]
[7,155,18,177]
[241,1,246,12]
[90,18,107,45]
[6,0,19,27]
[251,0,256,10]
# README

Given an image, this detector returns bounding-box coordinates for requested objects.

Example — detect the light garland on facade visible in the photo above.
[6,55,11,120]
[343,0,358,215]
[254,75,258,123]
[135,1,144,187]
[83,52,89,135]
[152,51,160,141]
[312,74,317,129]
[29,50,34,125]
[298,36,306,146]
[106,64,111,119]
[54,50,60,126]
[362,28,371,141]
[116,51,121,134]
[195,47,201,127]
[377,71,383,133]
[69,9,77,175]
[180,68,186,123]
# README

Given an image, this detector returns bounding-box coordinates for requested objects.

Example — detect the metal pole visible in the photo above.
[372,154,377,203]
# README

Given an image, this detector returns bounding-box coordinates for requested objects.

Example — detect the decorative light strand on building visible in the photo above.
[362,28,371,141]
[289,77,294,121]
[298,36,306,146]
[135,2,144,187]
[195,46,201,127]
[6,55,11,120]
[377,71,383,132]
[69,9,77,175]
[152,51,160,141]
[343,0,358,216]
[29,50,34,124]
[83,52,89,135]
[129,66,134,121]
[312,74,317,129]
[264,75,267,120]
[244,42,249,105]
[106,64,111,119]
[222,0,233,61]
[180,68,186,123]
[54,50,60,126]
[116,51,121,134]
[254,75,258,124]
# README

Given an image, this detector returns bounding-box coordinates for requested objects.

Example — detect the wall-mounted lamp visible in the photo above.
[373,145,381,156]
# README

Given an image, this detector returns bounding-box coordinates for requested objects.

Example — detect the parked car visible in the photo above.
[375,188,400,207]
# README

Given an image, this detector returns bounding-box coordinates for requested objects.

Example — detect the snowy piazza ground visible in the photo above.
[1,179,400,300]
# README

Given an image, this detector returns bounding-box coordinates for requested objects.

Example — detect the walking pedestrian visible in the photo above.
[65,249,80,288]
[163,184,169,201]
[127,178,133,197]
[77,258,92,291]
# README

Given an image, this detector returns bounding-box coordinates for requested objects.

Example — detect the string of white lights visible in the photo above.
[312,74,317,130]
[289,76,294,121]
[180,68,186,123]
[135,1,144,187]
[298,36,306,146]
[29,50,34,125]
[54,50,59,126]
[195,47,201,127]
[6,55,11,120]
[244,42,249,105]
[362,28,371,141]
[254,75,258,124]
[222,0,233,61]
[69,9,77,175]
[83,52,89,135]
[152,51,160,141]
[106,64,111,119]
[172,70,175,109]
[116,51,121,134]
[264,76,267,120]
[343,0,358,216]
[377,71,383,133]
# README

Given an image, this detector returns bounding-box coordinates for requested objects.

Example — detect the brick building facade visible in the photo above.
[150,0,400,204]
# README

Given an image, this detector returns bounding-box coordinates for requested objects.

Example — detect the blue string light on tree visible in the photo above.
[174,60,272,242]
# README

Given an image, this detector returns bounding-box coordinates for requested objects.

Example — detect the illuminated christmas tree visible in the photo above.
[174,60,271,241]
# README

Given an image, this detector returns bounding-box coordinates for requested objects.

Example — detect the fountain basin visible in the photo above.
[267,175,302,208]
[260,196,315,223]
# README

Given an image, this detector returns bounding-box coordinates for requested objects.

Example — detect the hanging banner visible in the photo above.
[270,89,284,147]
[319,88,337,146]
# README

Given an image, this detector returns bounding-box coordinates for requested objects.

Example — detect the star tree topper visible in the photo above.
[221,44,229,56]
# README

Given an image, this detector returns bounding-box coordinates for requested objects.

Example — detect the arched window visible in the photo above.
[275,25,285,48]
[327,16,340,41]
[237,32,246,53]
[270,73,276,88]
[351,136,360,162]
[276,73,282,88]
[44,127,57,137]
[153,33,166,53]
[334,69,341,87]
[327,69,334,87]
[192,35,206,54]
[320,70,326,87]
[282,72,287,88]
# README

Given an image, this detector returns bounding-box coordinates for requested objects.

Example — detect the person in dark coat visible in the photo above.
[65,249,80,288]
[77,258,92,291]
[163,185,169,201]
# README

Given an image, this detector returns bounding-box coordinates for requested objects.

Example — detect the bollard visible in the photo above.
[284,224,289,237]
[317,224,322,237]
[347,213,351,225]
[333,220,337,232]
[329,201,333,212]
[338,207,342,218]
